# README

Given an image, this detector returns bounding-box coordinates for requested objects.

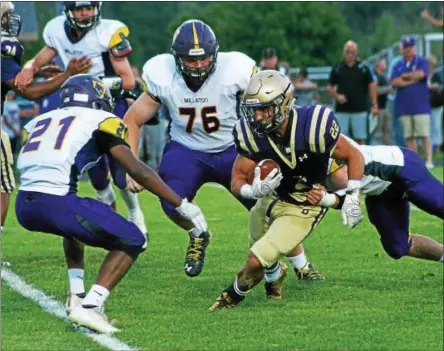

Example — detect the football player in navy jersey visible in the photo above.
[1,1,90,233]
[210,70,365,310]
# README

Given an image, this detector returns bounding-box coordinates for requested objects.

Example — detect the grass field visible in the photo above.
[1,167,443,351]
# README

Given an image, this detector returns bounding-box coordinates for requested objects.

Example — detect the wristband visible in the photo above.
[318,193,337,207]
[240,184,254,199]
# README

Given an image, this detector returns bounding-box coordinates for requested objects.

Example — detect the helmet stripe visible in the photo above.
[192,22,200,50]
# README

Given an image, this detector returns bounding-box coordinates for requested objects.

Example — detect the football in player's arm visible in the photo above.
[210,70,365,311]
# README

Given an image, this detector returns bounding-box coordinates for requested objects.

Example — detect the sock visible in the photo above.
[287,252,309,270]
[221,278,248,303]
[96,183,116,206]
[265,262,281,283]
[119,188,141,217]
[189,227,204,238]
[68,269,85,295]
[439,255,443,263]
[82,284,110,308]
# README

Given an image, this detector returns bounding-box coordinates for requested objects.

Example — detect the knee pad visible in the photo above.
[250,237,280,268]
[381,236,411,260]
[96,183,116,206]
[89,169,111,191]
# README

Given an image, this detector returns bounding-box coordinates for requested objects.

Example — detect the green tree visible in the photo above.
[169,2,350,66]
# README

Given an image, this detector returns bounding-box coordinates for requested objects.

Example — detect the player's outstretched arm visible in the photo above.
[109,143,207,232]
[6,56,92,100]
[123,92,161,155]
[331,135,364,186]
[15,46,58,90]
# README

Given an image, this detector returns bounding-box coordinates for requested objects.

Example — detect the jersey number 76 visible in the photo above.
[179,106,220,134]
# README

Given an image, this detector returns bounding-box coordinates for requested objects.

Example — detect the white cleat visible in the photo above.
[129,210,148,249]
[65,292,84,315]
[69,305,119,334]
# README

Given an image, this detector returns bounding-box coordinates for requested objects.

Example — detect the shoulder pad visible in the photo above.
[96,19,129,51]
[142,53,175,89]
[233,118,260,155]
[98,117,128,142]
[218,52,256,84]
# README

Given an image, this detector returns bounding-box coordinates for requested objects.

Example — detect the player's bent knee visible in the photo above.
[250,239,281,268]
[247,252,264,269]
[381,239,410,260]
[115,231,148,260]
[160,199,181,217]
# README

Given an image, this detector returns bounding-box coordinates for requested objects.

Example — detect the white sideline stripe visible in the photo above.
[1,269,138,351]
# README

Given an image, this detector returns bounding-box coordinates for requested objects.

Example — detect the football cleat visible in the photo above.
[128,210,148,249]
[264,263,288,300]
[65,292,86,315]
[184,231,210,277]
[294,263,325,281]
[69,305,119,334]
[208,292,243,311]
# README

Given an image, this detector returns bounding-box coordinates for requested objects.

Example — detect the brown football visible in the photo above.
[248,159,281,184]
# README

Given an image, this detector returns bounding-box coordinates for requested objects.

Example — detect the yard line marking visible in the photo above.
[1,268,138,351]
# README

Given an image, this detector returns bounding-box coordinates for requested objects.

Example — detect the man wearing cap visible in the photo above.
[391,36,433,168]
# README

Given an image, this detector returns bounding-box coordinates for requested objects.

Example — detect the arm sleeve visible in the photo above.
[141,61,162,103]
[306,105,340,155]
[94,130,128,154]
[390,62,402,80]
[232,120,263,162]
[329,66,338,85]
[1,57,21,82]
[42,23,56,49]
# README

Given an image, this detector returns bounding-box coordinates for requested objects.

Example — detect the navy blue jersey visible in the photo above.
[1,32,24,113]
[233,105,340,204]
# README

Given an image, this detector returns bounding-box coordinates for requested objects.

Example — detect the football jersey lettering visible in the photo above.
[178,106,220,134]
[54,116,76,150]
[22,118,52,153]
[98,117,128,142]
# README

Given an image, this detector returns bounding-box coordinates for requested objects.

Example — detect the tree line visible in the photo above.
[23,1,440,70]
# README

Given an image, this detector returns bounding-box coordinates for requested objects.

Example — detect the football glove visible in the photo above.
[176,198,208,233]
[244,167,283,199]
[341,190,363,229]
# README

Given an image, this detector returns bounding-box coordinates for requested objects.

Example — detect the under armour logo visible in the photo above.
[185,264,192,272]
[299,154,308,162]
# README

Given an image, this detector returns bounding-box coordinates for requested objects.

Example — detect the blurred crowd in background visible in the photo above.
[3,5,443,170]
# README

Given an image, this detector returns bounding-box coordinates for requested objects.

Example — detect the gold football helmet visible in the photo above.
[241,70,293,136]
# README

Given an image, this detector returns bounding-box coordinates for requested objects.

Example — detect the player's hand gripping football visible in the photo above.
[341,190,363,229]
[251,167,283,199]
[175,198,208,233]
[126,174,144,193]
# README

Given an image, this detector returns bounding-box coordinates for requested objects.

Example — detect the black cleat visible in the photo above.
[209,292,243,311]
[294,263,325,281]
[184,231,210,277]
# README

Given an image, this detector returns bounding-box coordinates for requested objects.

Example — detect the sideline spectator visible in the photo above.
[427,55,443,153]
[391,36,433,168]
[374,58,392,145]
[421,5,444,27]
[260,47,278,70]
[327,40,378,144]
[293,68,319,107]
[1,90,21,158]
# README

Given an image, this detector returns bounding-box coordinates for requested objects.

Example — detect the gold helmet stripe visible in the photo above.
[192,22,200,50]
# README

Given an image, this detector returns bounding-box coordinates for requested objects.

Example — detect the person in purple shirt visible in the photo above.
[391,36,434,168]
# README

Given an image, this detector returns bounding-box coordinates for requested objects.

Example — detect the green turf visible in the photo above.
[2,168,443,351]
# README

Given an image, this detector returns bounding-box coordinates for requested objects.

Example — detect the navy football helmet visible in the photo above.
[60,74,115,112]
[1,2,22,37]
[171,19,219,84]
[63,1,102,32]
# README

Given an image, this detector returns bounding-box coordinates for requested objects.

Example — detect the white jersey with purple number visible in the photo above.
[43,16,129,76]
[18,107,125,196]
[142,52,256,153]
[333,136,405,196]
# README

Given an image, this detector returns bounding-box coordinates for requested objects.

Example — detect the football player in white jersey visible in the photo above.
[16,74,208,333]
[124,19,320,279]
[306,137,443,264]
[13,1,147,235]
